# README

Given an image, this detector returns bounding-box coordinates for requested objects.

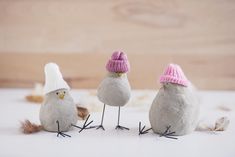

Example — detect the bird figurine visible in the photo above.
[148,63,200,137]
[21,63,93,137]
[96,51,131,130]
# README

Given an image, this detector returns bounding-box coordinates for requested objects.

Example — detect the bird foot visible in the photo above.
[159,126,178,140]
[96,125,105,131]
[56,120,71,137]
[57,131,71,138]
[115,125,129,130]
[78,114,95,133]
[138,122,152,135]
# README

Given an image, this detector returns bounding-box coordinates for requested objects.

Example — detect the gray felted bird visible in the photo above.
[96,51,131,130]
[139,64,199,139]
[21,63,93,137]
[149,64,199,137]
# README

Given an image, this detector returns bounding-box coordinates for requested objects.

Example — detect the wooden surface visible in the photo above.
[0,53,235,90]
[0,0,235,54]
[0,0,235,90]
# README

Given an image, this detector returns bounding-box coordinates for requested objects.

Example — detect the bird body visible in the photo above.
[97,73,131,107]
[149,83,199,135]
[96,51,131,130]
[149,63,200,136]
[21,63,93,136]
[40,89,78,132]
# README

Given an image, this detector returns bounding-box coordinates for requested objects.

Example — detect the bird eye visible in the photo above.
[56,92,59,95]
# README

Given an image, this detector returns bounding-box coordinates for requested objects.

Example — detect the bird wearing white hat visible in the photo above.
[21,63,93,137]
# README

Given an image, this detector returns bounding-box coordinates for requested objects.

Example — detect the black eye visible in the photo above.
[56,92,59,95]
[64,91,66,94]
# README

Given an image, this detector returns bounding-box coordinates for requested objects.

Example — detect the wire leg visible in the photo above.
[117,106,120,126]
[56,120,71,138]
[159,125,178,140]
[115,106,129,130]
[96,104,105,130]
[138,122,152,135]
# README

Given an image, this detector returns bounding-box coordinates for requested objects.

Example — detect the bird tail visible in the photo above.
[76,105,89,120]
[21,120,43,134]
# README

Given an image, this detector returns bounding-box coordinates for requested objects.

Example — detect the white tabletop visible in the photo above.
[0,89,234,157]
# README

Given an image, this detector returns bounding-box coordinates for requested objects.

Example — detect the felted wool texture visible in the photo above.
[43,63,70,94]
[159,63,189,87]
[106,51,130,73]
[149,83,199,136]
[97,73,131,107]
[40,89,77,132]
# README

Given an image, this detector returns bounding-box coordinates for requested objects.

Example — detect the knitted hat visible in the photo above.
[106,51,130,73]
[43,63,70,94]
[160,63,189,87]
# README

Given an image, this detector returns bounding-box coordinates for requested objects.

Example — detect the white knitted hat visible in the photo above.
[43,63,70,94]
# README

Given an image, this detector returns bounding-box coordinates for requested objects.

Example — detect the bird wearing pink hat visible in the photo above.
[139,64,199,138]
[96,51,131,130]
[148,63,199,137]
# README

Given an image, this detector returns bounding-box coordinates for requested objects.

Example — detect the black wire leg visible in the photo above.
[78,114,95,133]
[96,104,106,131]
[115,125,129,130]
[159,125,178,139]
[56,120,71,138]
[71,124,82,129]
[138,122,152,135]
[115,106,129,130]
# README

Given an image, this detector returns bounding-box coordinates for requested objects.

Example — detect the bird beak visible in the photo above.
[117,73,122,77]
[163,84,167,91]
[59,93,65,100]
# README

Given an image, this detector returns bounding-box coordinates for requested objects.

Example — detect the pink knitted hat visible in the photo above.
[160,63,189,86]
[106,51,130,73]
